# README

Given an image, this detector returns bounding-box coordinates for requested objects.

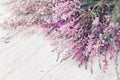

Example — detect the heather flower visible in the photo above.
[92,17,99,25]
[3,0,120,78]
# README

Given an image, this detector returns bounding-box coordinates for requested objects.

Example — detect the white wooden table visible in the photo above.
[0,0,118,80]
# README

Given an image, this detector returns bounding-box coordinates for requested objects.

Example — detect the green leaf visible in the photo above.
[83,0,100,7]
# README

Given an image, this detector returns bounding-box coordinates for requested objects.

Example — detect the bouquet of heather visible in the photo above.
[4,0,120,78]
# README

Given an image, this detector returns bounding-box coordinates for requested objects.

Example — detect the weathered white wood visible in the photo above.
[0,1,118,80]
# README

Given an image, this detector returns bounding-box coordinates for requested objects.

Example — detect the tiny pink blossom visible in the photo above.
[92,17,99,25]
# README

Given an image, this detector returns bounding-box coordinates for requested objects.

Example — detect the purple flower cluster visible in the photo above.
[5,0,120,74]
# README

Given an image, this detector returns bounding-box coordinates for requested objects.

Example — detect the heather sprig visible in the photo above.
[4,0,120,77]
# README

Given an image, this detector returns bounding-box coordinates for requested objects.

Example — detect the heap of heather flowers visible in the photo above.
[4,0,120,77]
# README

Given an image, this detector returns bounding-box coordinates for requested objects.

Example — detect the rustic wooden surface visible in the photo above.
[0,0,118,80]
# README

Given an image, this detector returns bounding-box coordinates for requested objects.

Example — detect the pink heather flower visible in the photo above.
[92,17,99,25]
[4,0,120,75]
[102,59,108,72]
[109,21,115,28]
